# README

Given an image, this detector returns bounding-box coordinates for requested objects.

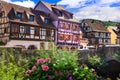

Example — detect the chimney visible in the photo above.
[51,3,57,6]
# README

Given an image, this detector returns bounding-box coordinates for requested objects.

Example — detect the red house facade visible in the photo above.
[35,1,80,50]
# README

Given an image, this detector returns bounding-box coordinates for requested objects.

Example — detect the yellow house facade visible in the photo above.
[107,26,117,44]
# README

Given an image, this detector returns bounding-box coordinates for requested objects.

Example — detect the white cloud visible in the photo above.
[58,0,88,8]
[75,6,120,22]
[2,0,35,8]
[100,0,120,4]
[2,0,11,2]
[58,0,120,22]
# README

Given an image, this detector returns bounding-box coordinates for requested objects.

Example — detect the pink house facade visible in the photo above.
[35,1,81,50]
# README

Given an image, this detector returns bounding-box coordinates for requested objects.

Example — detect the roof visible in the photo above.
[0,1,55,29]
[35,1,79,23]
[109,26,120,37]
[1,1,32,16]
[82,19,109,32]
[41,1,66,12]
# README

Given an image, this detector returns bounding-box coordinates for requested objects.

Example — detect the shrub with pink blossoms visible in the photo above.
[23,50,97,80]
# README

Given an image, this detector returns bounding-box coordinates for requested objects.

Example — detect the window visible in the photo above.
[44,18,49,24]
[58,11,62,16]
[17,12,22,19]
[19,26,25,38]
[20,26,24,34]
[60,35,64,40]
[101,33,103,37]
[46,29,51,38]
[11,26,18,33]
[66,24,70,30]
[73,25,77,31]
[60,23,65,29]
[74,36,78,41]
[25,27,30,34]
[11,26,19,38]
[29,15,34,21]
[40,28,46,40]
[95,33,99,37]
[86,27,88,30]
[106,33,108,37]
[66,35,70,41]
[34,28,39,36]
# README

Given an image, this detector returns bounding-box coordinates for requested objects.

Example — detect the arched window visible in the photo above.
[28,45,37,50]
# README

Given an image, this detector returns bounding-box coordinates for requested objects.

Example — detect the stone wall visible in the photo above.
[78,46,120,63]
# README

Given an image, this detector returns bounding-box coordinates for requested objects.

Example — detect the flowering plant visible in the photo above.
[24,58,54,80]
[24,57,97,80]
[24,49,97,80]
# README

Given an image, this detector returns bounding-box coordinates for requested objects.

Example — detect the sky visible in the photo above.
[2,0,120,22]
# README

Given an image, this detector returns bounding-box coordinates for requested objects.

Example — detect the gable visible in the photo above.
[82,20,109,32]
[35,1,51,14]
[34,1,58,21]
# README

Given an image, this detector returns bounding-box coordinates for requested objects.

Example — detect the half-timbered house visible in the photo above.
[81,19,110,46]
[0,1,55,50]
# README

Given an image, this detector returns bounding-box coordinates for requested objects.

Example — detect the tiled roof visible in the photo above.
[0,1,55,29]
[82,19,109,32]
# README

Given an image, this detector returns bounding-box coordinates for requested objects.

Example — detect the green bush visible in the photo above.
[87,55,107,75]
[115,52,120,61]
[0,49,28,80]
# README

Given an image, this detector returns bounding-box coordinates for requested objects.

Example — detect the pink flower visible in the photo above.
[54,71,58,74]
[59,71,63,75]
[25,70,32,76]
[32,66,37,72]
[68,76,73,80]
[48,75,53,79]
[41,65,49,71]
[93,71,97,75]
[36,58,45,65]
[45,58,51,62]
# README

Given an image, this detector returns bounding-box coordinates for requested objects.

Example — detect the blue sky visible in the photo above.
[2,0,120,22]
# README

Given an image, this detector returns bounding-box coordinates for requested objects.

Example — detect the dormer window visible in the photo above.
[70,14,73,19]
[58,11,62,17]
[29,15,34,21]
[44,18,49,24]
[17,12,22,19]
